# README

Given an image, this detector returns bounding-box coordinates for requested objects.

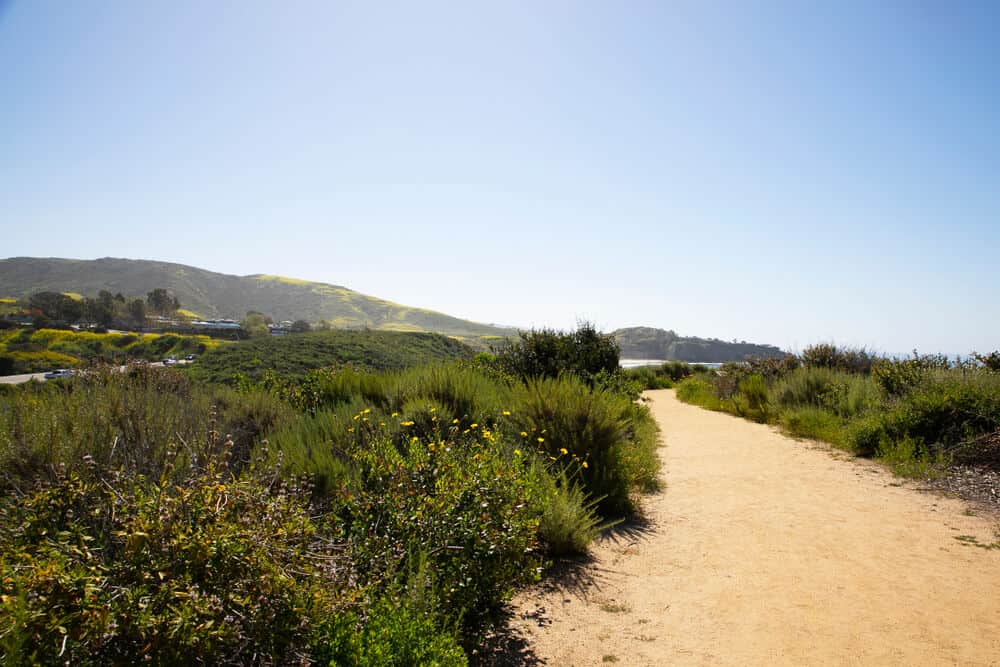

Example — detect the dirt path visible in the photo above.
[507,389,1000,666]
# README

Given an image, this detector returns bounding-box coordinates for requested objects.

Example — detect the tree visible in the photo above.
[85,290,116,327]
[146,288,180,316]
[26,292,83,323]
[241,312,270,338]
[289,319,312,333]
[127,299,146,327]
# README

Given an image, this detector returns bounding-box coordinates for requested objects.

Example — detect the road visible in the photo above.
[510,389,1000,666]
[0,360,191,385]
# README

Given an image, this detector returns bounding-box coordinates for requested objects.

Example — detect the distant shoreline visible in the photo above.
[620,359,724,369]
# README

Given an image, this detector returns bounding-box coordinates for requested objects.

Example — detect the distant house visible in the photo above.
[191,319,242,330]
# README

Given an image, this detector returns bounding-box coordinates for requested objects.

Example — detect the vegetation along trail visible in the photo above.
[510,389,1000,666]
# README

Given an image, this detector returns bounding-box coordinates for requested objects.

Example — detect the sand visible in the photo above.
[507,389,1000,666]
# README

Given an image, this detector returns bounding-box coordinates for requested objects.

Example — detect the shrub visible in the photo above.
[781,407,847,447]
[735,373,769,422]
[871,353,951,397]
[0,365,295,490]
[0,462,355,665]
[333,433,542,628]
[675,377,723,410]
[533,467,606,556]
[493,322,620,385]
[623,361,703,391]
[801,343,876,374]
[509,376,658,516]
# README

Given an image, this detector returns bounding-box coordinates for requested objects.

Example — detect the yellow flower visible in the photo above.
[470,423,478,429]
[401,421,415,427]
[502,410,511,416]
[513,449,522,456]
[537,437,545,443]
[581,461,589,469]
[559,447,568,456]
[363,408,371,414]
[452,418,460,424]
[429,407,436,413]
[391,412,399,418]
[520,431,528,438]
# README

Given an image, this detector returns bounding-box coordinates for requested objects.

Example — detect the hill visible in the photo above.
[184,329,471,384]
[0,257,515,343]
[0,329,227,375]
[614,326,785,362]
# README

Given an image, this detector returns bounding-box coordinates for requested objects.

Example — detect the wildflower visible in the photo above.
[452,418,460,424]
[470,423,478,429]
[520,431,528,438]
[429,407,436,413]
[514,449,521,456]
[502,410,511,416]
[401,420,415,427]
[537,437,545,443]
[582,461,589,469]
[559,447,568,456]
[410,436,419,443]
[391,412,399,418]
[363,408,371,414]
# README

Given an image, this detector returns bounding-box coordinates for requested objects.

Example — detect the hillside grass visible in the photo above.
[0,328,227,375]
[0,257,518,339]
[185,329,474,384]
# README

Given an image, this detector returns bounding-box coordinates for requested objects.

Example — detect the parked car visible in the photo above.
[162,357,178,366]
[184,354,197,361]
[43,369,75,380]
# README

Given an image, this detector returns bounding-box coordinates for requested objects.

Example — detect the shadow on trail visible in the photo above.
[473,514,656,665]
[471,604,547,666]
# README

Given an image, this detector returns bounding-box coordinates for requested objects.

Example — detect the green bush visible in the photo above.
[534,468,606,557]
[0,462,353,665]
[853,369,1000,464]
[734,373,769,422]
[0,365,295,490]
[492,322,620,385]
[333,433,542,628]
[623,361,705,391]
[509,376,659,516]
[780,407,847,447]
[800,343,875,374]
[675,377,724,410]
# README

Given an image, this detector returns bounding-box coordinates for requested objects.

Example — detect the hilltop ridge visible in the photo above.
[0,257,515,342]
[614,326,784,362]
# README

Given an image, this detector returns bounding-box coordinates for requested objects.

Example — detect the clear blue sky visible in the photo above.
[2,1,997,354]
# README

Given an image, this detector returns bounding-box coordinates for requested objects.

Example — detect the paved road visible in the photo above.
[0,360,191,385]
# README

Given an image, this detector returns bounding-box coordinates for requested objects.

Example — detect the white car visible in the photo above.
[43,369,75,380]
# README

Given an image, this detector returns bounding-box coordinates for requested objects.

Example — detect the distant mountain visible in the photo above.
[613,326,785,363]
[0,257,516,342]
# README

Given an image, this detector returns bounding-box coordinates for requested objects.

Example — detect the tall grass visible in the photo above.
[674,348,1000,475]
[0,365,294,490]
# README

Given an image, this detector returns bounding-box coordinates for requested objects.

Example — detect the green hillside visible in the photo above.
[185,329,472,384]
[614,326,785,362]
[0,257,515,342]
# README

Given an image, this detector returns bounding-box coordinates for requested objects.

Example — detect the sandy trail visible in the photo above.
[508,389,1000,666]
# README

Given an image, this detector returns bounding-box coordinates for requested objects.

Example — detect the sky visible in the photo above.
[2,1,998,355]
